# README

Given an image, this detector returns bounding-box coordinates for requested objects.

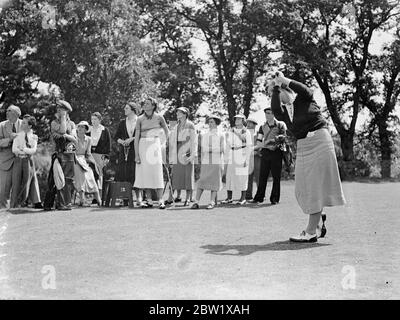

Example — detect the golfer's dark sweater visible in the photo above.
[271,80,327,140]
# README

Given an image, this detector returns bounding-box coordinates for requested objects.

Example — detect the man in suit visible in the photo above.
[0,105,22,209]
[10,115,40,208]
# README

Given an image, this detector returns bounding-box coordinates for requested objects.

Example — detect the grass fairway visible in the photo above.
[0,181,399,299]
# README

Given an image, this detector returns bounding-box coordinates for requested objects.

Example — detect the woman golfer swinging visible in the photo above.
[269,71,346,242]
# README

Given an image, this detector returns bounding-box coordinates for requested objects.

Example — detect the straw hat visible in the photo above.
[206,114,222,126]
[176,107,189,116]
[246,116,258,125]
[233,114,247,125]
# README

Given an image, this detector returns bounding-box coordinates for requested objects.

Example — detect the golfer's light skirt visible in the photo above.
[134,137,164,189]
[295,128,346,214]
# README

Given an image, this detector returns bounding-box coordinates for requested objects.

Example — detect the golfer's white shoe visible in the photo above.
[289,231,318,243]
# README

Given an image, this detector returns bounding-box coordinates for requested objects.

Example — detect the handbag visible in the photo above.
[53,158,65,190]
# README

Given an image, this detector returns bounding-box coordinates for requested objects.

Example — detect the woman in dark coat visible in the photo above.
[88,112,111,192]
[114,102,141,201]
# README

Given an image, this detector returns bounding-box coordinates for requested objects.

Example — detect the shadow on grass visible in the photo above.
[89,206,135,212]
[7,208,44,215]
[244,203,275,209]
[165,206,193,211]
[201,240,331,256]
[344,178,400,184]
[166,203,275,211]
[216,202,274,209]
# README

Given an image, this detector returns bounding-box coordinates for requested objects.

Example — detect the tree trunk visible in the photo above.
[340,131,355,162]
[224,77,237,126]
[312,70,356,164]
[242,53,254,118]
[377,120,392,179]
[338,132,356,181]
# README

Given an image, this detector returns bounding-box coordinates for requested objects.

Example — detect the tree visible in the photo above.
[176,0,275,125]
[361,36,400,178]
[0,0,41,119]
[31,0,157,129]
[138,0,206,122]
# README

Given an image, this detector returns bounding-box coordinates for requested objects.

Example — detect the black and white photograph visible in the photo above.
[0,0,399,303]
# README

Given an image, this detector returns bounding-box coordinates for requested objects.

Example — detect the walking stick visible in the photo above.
[162,163,175,205]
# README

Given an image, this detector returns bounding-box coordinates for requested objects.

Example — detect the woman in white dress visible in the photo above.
[222,114,253,205]
[74,121,101,206]
[134,97,170,209]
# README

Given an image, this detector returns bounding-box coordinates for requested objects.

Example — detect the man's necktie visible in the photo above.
[12,123,16,133]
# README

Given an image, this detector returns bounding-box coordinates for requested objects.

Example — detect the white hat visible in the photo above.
[246,117,258,125]
[77,120,90,131]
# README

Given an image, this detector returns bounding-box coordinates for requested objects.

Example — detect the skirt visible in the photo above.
[225,149,249,191]
[115,144,136,185]
[92,153,107,189]
[295,128,346,214]
[171,141,194,190]
[134,137,164,189]
[74,156,99,194]
[197,153,223,191]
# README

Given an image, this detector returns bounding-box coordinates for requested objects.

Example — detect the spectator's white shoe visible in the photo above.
[235,200,247,205]
[289,231,317,243]
[221,199,233,204]
[206,202,215,209]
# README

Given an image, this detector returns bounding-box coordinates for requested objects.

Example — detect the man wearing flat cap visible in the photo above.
[0,105,22,209]
[251,107,287,205]
[48,99,77,210]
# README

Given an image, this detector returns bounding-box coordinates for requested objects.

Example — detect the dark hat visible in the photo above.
[263,107,272,112]
[56,99,72,112]
[176,107,189,116]
[206,114,222,126]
